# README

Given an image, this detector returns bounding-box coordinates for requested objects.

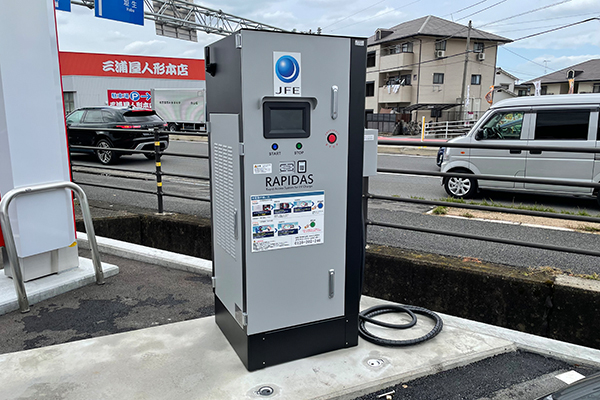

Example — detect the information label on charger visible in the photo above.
[250,191,324,252]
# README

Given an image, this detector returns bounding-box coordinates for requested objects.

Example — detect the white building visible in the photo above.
[365,15,511,122]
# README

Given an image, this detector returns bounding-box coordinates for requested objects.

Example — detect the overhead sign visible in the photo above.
[107,90,152,108]
[59,52,205,80]
[55,0,71,12]
[153,0,198,42]
[95,0,144,26]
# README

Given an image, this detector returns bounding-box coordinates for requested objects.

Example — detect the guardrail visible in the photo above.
[367,139,600,259]
[70,129,600,267]
[70,129,210,213]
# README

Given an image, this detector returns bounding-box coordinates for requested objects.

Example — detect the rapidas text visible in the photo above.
[266,174,313,188]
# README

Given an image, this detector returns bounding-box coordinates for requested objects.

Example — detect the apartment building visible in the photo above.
[366,15,511,122]
[523,59,600,95]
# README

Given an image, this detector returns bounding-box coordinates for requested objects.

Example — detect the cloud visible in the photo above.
[123,40,168,55]
[513,27,600,49]
[532,54,600,70]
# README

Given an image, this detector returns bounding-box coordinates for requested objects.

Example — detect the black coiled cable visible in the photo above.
[358,304,444,347]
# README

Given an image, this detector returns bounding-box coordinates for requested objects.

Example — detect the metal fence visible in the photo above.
[370,139,600,259]
[70,129,210,214]
[70,129,600,261]
[423,120,475,138]
[366,114,397,134]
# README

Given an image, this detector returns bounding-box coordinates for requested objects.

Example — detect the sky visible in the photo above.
[55,0,600,83]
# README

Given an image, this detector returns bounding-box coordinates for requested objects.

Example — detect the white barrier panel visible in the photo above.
[0,2,76,259]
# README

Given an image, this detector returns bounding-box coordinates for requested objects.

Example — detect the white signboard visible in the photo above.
[273,52,302,96]
[250,191,324,252]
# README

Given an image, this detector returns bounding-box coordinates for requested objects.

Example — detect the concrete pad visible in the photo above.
[0,296,514,400]
[0,258,119,316]
[77,232,212,275]
[363,297,600,369]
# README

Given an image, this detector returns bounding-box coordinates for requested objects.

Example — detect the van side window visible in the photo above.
[534,110,589,140]
[481,112,524,140]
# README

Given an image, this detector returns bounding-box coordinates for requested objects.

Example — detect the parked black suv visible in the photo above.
[66,106,169,165]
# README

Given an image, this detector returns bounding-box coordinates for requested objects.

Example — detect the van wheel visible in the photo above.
[444,171,477,199]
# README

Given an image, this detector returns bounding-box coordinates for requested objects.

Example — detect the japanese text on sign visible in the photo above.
[102,61,189,77]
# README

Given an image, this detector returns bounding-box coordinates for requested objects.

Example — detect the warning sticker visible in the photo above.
[250,191,324,253]
[253,163,272,174]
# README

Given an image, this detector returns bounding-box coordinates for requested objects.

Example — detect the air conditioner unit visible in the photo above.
[477,53,485,61]
[435,50,445,58]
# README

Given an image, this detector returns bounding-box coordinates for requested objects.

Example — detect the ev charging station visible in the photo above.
[206,30,367,370]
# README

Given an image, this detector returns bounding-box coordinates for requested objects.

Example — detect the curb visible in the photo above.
[77,232,212,275]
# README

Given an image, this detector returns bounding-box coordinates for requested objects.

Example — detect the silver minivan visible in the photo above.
[441,94,600,204]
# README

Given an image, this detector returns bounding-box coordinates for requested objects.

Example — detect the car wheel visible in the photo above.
[95,138,119,165]
[168,123,177,132]
[444,171,477,199]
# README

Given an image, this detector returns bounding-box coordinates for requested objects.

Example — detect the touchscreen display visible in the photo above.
[271,109,303,131]
[263,102,310,138]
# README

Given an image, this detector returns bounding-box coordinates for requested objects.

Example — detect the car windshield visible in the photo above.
[123,110,163,123]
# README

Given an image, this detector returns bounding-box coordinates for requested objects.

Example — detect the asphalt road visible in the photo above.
[355,351,599,400]
[70,140,600,275]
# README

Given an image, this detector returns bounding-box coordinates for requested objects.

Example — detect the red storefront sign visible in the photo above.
[107,90,152,108]
[59,52,205,81]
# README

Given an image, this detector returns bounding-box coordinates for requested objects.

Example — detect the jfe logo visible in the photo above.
[275,56,299,83]
[274,52,301,96]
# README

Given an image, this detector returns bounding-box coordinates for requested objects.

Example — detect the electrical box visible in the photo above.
[206,30,366,371]
[363,129,378,177]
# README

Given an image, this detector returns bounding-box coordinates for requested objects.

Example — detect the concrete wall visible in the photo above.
[77,212,600,350]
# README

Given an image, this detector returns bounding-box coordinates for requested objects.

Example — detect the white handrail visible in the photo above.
[0,182,104,313]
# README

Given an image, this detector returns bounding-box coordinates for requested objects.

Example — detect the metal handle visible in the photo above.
[509,150,522,154]
[530,150,542,155]
[233,208,238,240]
[328,269,335,298]
[331,86,338,120]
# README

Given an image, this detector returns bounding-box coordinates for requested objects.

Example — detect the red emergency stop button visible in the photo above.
[327,132,337,144]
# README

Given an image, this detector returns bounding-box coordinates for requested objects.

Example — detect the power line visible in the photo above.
[478,0,573,28]
[455,0,508,22]
[370,17,599,75]
[492,22,568,34]
[486,11,600,27]
[511,17,599,42]
[501,47,552,71]
[443,0,489,19]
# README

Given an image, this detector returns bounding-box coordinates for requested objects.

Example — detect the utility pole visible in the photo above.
[459,20,472,120]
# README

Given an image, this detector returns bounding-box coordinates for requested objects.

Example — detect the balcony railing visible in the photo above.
[379,52,413,71]
[378,85,412,103]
